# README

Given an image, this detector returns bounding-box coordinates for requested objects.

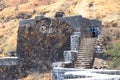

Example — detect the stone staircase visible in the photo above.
[74,38,95,69]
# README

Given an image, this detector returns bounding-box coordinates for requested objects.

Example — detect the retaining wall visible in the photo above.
[0,57,19,80]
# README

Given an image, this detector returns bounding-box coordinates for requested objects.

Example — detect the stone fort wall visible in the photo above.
[0,15,101,79]
[17,15,101,74]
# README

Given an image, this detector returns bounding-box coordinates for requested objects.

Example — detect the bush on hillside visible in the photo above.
[106,42,120,69]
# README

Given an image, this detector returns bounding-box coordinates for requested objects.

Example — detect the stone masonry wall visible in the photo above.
[59,15,91,37]
[17,16,75,74]
[0,57,19,80]
[17,15,101,75]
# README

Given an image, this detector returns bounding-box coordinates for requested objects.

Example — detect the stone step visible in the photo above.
[79,48,94,50]
[77,54,93,56]
[76,58,93,60]
[78,50,93,53]
[78,52,93,54]
[79,46,94,48]
[80,47,94,48]
[77,58,93,60]
[75,67,86,69]
[77,57,93,59]
[76,60,93,62]
[79,48,94,49]
[81,41,95,42]
[77,57,93,60]
[76,61,91,63]
[79,50,93,52]
[75,64,91,66]
[75,61,91,64]
[81,38,94,41]
[81,39,90,41]
[78,53,93,55]
[80,44,94,46]
[79,49,94,51]
[75,65,91,67]
[80,43,95,45]
[77,55,93,58]
[80,43,94,45]
[75,64,91,67]
[78,51,94,53]
[78,52,94,54]
[77,53,94,55]
[76,57,93,59]
[75,60,92,64]
[78,54,93,57]
[75,62,91,65]
[76,58,93,62]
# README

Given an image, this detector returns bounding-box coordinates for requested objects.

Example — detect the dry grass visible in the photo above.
[22,72,51,80]
[0,19,18,56]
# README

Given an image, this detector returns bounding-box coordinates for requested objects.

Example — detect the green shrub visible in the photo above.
[106,42,120,69]
[106,42,120,57]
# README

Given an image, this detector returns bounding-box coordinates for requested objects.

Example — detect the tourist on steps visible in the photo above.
[89,26,96,37]
[89,26,101,37]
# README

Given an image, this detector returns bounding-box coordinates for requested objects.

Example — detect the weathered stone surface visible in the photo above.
[17,17,75,74]
[0,57,19,80]
[0,57,18,65]
[16,12,32,19]
[17,15,101,77]
[59,16,85,32]
[0,65,19,80]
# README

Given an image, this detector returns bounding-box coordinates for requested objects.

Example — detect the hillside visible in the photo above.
[0,0,120,80]
[0,0,120,56]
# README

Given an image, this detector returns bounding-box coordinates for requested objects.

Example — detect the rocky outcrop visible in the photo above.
[17,16,75,74]
[93,58,108,69]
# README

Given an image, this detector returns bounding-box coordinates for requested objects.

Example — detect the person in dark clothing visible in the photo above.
[89,26,96,37]
[92,27,96,37]
[89,26,101,37]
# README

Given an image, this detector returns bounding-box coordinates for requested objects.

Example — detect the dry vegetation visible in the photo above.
[22,72,51,80]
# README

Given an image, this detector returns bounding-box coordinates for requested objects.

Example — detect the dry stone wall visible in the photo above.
[17,16,75,74]
[59,15,91,37]
[0,57,19,80]
[0,66,19,80]
[17,15,101,75]
[0,57,18,65]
